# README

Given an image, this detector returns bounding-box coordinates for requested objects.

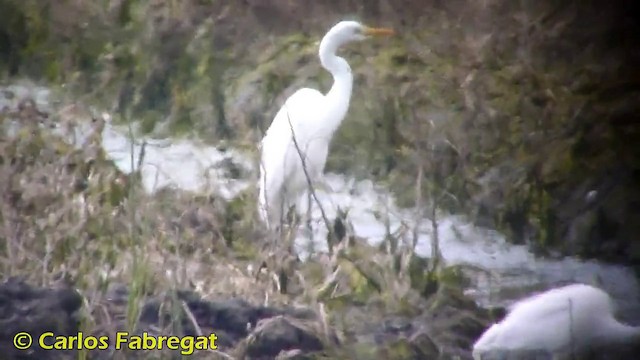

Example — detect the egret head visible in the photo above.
[327,20,395,44]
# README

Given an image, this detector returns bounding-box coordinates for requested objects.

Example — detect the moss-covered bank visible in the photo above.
[2,0,639,268]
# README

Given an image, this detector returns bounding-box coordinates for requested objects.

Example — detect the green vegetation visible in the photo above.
[1,0,639,357]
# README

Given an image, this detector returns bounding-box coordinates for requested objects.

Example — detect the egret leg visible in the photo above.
[305,190,313,236]
[286,204,299,254]
[256,204,295,294]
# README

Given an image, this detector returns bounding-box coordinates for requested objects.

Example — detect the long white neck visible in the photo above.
[318,34,353,135]
[598,318,640,345]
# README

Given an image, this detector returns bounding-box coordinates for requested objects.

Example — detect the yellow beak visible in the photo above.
[363,26,395,37]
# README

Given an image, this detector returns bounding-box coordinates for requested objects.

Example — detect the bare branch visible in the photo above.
[283,106,337,254]
[181,301,235,359]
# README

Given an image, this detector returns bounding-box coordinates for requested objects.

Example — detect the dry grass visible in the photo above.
[0,93,298,356]
[0,87,461,359]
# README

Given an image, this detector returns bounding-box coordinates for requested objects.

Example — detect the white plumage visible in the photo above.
[472,283,640,359]
[257,21,394,229]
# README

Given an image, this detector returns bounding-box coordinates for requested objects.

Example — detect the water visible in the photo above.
[2,81,639,324]
[100,121,253,200]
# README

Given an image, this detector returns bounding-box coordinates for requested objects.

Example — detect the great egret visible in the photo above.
[258,21,394,229]
[472,283,640,359]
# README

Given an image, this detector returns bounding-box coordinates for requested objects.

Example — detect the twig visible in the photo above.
[181,301,236,360]
[411,106,424,254]
[318,302,331,343]
[181,301,203,335]
[136,140,146,173]
[429,195,441,272]
[284,106,337,253]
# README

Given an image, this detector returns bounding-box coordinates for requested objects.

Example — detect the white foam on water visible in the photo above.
[100,122,253,200]
[292,173,534,270]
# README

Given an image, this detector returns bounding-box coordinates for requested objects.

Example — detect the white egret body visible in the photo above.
[472,283,640,359]
[258,21,394,228]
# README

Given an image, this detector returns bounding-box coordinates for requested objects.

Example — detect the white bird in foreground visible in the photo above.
[472,283,640,359]
[258,21,394,229]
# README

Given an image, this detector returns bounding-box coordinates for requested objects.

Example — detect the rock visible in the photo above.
[0,278,83,360]
[239,315,325,359]
[343,285,492,359]
[0,277,329,359]
[86,283,327,358]
[98,284,317,349]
